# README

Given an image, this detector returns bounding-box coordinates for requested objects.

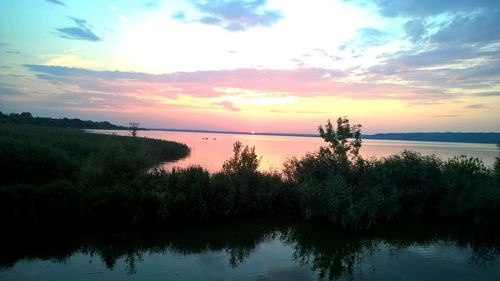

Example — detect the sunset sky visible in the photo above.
[1,0,499,133]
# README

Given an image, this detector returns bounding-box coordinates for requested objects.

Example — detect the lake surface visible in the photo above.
[1,219,499,281]
[91,130,498,173]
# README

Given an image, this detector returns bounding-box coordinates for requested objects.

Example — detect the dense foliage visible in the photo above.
[0,119,498,231]
[318,117,362,162]
[284,119,500,229]
[0,124,191,226]
[496,143,500,185]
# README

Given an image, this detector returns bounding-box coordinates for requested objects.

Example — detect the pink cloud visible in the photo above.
[218,101,241,111]
[27,65,444,102]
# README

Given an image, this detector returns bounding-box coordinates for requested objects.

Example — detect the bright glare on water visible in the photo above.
[91,130,498,173]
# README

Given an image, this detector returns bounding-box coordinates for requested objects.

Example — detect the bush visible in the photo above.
[0,138,75,185]
[284,118,498,229]
[495,143,500,185]
[318,117,362,162]
[374,151,444,217]
[222,141,260,175]
[164,166,212,220]
[440,156,494,219]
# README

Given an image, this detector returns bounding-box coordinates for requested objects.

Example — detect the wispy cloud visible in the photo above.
[338,27,389,57]
[144,0,161,9]
[0,83,26,96]
[109,4,127,22]
[432,114,461,118]
[45,0,66,7]
[24,64,457,105]
[403,19,427,43]
[55,17,101,42]
[363,0,500,96]
[366,0,498,18]
[369,48,500,93]
[171,11,187,21]
[465,104,486,109]
[359,0,500,47]
[218,101,241,111]
[430,11,500,45]
[173,0,283,31]
[475,91,500,97]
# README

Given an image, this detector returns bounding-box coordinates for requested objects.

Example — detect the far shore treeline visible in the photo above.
[0,111,134,130]
[3,112,499,143]
[0,116,499,231]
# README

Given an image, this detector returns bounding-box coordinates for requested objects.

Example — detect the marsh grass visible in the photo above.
[285,149,499,230]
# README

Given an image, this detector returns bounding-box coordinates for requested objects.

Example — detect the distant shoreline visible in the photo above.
[2,112,498,144]
[148,128,500,144]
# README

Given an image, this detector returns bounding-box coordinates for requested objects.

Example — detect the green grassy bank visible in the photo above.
[0,123,190,227]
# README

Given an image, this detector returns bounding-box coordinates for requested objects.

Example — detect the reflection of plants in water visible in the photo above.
[1,221,499,279]
[289,239,375,280]
[280,222,500,280]
[280,222,378,280]
[125,252,143,275]
[378,224,500,269]
[463,237,500,268]
[227,245,255,268]
[470,246,500,268]
[69,219,281,274]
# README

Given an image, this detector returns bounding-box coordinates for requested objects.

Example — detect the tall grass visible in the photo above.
[284,146,499,230]
[0,123,189,186]
[278,118,500,230]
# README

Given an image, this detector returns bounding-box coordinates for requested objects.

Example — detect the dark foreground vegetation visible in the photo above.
[0,117,499,231]
[0,123,189,226]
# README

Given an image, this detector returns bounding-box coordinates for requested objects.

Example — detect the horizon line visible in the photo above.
[147,127,500,136]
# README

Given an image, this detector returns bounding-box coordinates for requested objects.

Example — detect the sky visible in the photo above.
[0,0,499,134]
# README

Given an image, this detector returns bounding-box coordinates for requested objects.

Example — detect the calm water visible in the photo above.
[91,130,497,173]
[1,219,499,281]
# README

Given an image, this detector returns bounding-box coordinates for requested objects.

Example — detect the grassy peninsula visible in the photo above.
[0,121,190,227]
[1,116,499,231]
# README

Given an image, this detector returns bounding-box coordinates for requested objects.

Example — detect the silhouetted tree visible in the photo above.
[318,116,362,162]
[222,141,260,174]
[129,122,139,137]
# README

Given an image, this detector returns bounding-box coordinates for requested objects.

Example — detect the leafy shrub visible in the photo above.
[222,141,260,175]
[495,143,500,185]
[318,117,362,162]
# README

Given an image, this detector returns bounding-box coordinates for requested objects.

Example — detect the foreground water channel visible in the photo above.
[1,218,499,280]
